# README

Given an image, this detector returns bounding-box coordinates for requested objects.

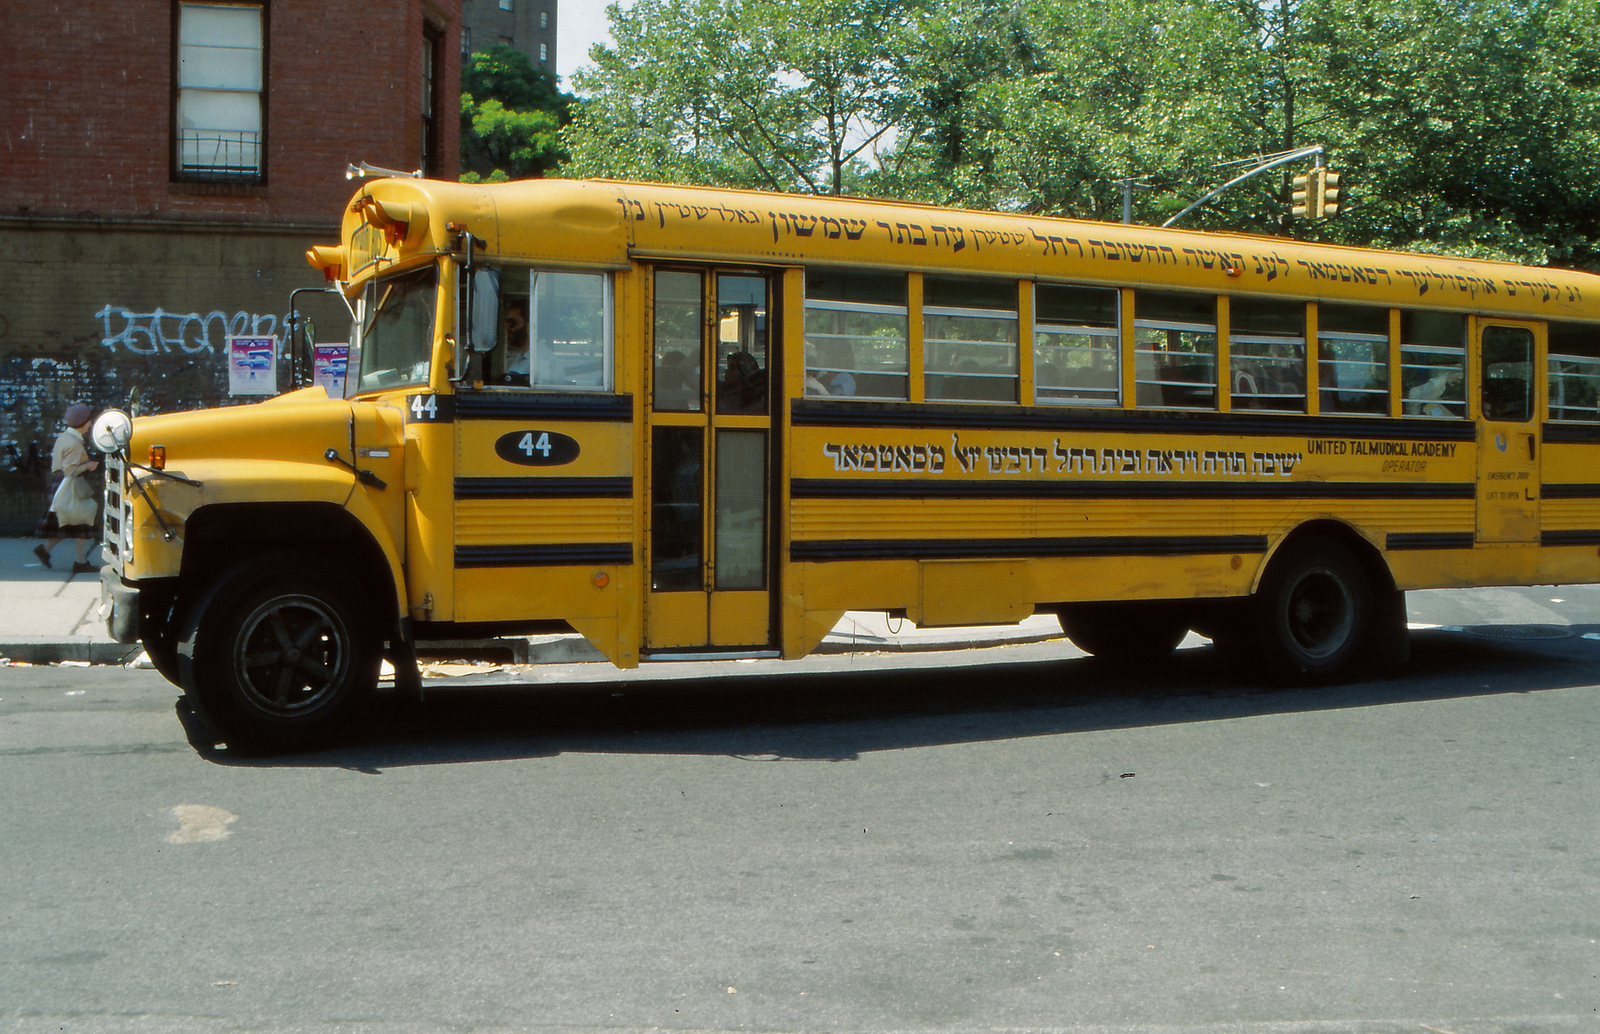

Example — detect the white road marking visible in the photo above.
[168,805,238,844]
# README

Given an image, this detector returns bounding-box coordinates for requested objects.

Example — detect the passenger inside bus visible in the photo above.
[806,342,857,396]
[718,350,766,413]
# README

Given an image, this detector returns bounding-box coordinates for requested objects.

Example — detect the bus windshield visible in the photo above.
[357,265,438,392]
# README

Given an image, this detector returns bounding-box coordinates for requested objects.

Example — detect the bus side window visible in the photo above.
[1548,321,1600,423]
[1035,283,1119,407]
[924,276,1019,403]
[1317,303,1391,415]
[1400,311,1466,417]
[530,270,613,391]
[803,268,909,400]
[1229,297,1306,413]
[1134,291,1217,410]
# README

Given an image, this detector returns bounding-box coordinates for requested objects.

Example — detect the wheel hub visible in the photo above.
[232,594,349,717]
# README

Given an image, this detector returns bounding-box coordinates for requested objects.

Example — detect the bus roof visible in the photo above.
[320,176,1600,323]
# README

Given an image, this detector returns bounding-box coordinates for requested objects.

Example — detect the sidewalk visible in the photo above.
[0,537,136,663]
[0,537,1065,666]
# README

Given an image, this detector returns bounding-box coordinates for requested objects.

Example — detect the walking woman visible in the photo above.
[33,402,101,574]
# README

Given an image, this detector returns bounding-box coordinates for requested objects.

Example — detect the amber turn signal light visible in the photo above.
[149,445,166,470]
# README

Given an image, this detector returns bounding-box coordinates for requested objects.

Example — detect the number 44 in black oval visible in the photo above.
[495,430,580,466]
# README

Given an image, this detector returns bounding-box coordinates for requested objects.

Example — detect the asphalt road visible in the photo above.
[2,585,1599,1034]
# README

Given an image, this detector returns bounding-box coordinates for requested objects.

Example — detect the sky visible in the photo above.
[556,0,630,83]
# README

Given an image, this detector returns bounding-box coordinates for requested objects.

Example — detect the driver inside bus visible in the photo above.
[502,299,530,383]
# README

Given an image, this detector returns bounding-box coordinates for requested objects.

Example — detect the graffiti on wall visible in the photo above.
[94,305,286,356]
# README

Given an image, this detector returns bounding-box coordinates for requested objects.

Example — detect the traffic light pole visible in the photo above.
[1160,145,1325,228]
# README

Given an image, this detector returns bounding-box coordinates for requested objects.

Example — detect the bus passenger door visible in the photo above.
[1476,320,1542,544]
[645,268,775,650]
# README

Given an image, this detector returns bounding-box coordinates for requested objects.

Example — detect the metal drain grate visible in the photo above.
[1463,624,1575,641]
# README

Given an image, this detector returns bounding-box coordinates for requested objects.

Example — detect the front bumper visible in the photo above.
[100,567,140,644]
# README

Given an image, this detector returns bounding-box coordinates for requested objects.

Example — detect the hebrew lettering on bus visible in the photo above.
[823,435,1306,479]
[823,442,948,474]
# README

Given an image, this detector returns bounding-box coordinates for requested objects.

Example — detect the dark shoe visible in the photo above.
[71,561,100,575]
[32,544,51,568]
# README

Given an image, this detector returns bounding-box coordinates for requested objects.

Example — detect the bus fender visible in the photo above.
[341,488,409,623]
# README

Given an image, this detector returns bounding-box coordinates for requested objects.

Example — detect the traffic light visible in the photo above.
[1291,173,1312,219]
[1317,169,1341,219]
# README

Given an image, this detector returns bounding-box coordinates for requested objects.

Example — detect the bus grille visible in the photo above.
[103,454,127,574]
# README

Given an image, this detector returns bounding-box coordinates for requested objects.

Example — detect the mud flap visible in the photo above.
[1369,588,1411,670]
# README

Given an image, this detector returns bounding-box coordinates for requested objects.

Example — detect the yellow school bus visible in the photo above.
[98,176,1600,748]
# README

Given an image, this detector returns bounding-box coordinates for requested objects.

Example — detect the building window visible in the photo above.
[540,10,548,28]
[461,27,471,55]
[500,0,513,9]
[539,42,548,62]
[175,2,264,180]
[421,25,443,176]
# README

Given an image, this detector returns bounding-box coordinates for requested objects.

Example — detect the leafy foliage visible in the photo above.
[461,46,573,182]
[562,0,1600,267]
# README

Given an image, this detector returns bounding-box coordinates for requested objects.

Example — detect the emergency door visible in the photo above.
[645,268,775,650]
[1476,320,1542,544]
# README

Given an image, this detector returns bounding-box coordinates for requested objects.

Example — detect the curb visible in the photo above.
[0,626,1067,668]
[0,641,144,666]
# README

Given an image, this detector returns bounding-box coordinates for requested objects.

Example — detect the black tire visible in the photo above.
[1057,602,1189,661]
[181,555,378,751]
[1252,536,1373,683]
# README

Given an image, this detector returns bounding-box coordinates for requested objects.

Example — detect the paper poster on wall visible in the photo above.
[312,344,349,398]
[228,335,278,396]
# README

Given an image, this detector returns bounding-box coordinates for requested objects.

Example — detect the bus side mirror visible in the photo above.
[470,269,500,352]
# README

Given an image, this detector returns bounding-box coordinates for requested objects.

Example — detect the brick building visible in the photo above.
[460,0,557,71]
[0,0,462,532]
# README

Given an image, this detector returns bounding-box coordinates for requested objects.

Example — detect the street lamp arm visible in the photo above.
[1160,145,1324,229]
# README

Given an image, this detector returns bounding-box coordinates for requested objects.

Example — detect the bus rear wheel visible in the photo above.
[182,556,378,752]
[1057,602,1189,662]
[1253,536,1372,683]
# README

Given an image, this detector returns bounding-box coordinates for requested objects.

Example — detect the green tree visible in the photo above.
[461,45,573,181]
[1293,0,1600,264]
[565,0,908,195]
[564,0,1600,266]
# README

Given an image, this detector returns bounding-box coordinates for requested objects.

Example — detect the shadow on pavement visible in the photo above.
[184,624,1600,771]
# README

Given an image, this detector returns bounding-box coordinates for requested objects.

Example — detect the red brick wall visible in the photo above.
[0,0,462,222]
[0,0,461,530]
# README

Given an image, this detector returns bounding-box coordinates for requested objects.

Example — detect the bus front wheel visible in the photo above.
[1253,537,1372,683]
[182,555,378,752]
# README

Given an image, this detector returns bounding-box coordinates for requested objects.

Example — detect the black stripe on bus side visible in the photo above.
[790,534,1268,562]
[456,543,634,568]
[1542,423,1600,444]
[1543,483,1600,499]
[455,392,635,422]
[1541,530,1600,546]
[792,399,1476,441]
[791,478,1475,501]
[1385,532,1476,550]
[455,476,634,499]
